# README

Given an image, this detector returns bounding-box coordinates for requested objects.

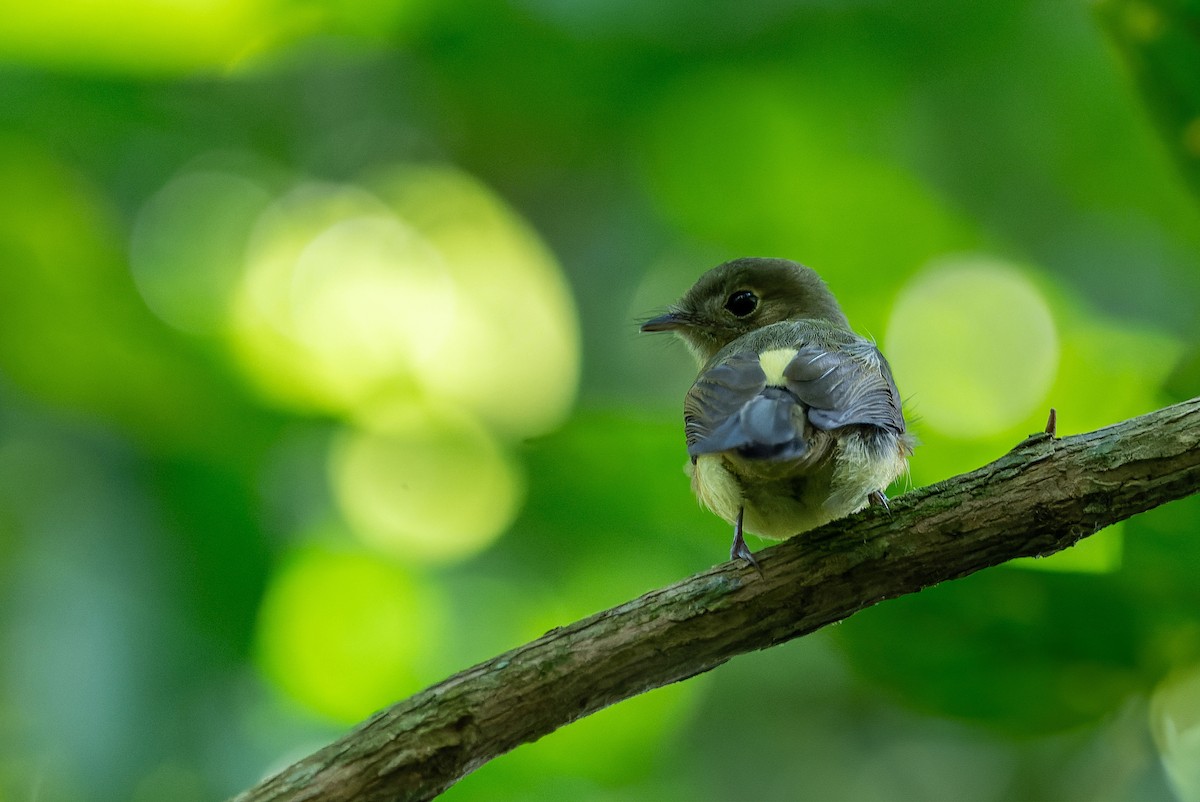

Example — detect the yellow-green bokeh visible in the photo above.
[0,0,425,75]
[5,4,1200,799]
[255,544,443,723]
[1048,318,1184,437]
[331,407,524,564]
[228,165,579,438]
[229,181,408,412]
[367,164,581,437]
[881,254,1188,576]
[886,255,1060,439]
[0,139,273,459]
[287,212,455,403]
[1012,526,1125,574]
[131,170,274,335]
[0,0,286,74]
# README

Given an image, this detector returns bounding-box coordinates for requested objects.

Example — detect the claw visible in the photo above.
[868,489,891,514]
[730,507,763,575]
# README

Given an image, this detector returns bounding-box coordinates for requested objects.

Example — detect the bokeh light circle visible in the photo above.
[886,256,1059,438]
[230,182,409,411]
[130,170,272,334]
[331,407,524,564]
[255,545,442,723]
[228,166,579,438]
[367,164,580,436]
[288,214,456,406]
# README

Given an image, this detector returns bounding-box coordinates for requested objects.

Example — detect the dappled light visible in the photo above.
[0,0,284,74]
[228,167,579,436]
[230,181,400,412]
[132,170,274,335]
[2,1,1199,799]
[368,165,581,436]
[886,255,1060,439]
[331,407,523,563]
[255,545,444,723]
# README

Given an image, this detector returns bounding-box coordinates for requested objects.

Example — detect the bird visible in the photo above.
[640,257,914,568]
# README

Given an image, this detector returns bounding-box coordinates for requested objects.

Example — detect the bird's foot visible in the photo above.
[868,490,891,513]
[730,508,763,575]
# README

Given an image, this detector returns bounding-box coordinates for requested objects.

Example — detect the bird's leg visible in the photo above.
[730,507,761,573]
[868,489,891,513]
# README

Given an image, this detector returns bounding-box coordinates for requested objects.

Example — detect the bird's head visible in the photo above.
[640,257,850,363]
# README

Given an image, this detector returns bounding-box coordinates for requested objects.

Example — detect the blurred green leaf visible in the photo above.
[836,568,1144,733]
[0,139,281,463]
[836,496,1200,734]
[151,458,270,657]
[641,68,981,332]
[1097,0,1200,201]
[1,2,1199,799]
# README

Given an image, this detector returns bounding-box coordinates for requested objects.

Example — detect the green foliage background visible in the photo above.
[1,1,1199,800]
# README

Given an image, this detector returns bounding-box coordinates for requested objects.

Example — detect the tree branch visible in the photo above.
[232,398,1200,802]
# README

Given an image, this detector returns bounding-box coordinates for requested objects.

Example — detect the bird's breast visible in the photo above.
[689,430,909,541]
[690,454,744,528]
[690,450,838,540]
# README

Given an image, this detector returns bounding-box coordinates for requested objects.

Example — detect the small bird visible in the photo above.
[641,257,914,567]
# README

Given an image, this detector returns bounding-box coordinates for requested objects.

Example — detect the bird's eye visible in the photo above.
[724,290,758,318]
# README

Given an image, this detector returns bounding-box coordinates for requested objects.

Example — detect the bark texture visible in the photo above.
[232,398,1200,802]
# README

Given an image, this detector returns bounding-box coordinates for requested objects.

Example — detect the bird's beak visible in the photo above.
[640,312,686,332]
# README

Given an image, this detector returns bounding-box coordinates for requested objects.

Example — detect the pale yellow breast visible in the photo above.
[690,454,743,527]
[690,435,909,541]
[691,451,831,539]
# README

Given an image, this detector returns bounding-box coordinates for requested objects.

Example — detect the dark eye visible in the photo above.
[724,290,758,317]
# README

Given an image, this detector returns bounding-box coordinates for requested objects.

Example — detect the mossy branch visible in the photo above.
[231,398,1200,802]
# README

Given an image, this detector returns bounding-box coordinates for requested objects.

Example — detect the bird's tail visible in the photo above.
[687,388,808,461]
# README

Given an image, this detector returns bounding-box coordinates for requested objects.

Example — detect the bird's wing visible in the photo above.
[782,337,906,434]
[683,333,905,460]
[686,326,907,461]
[684,351,772,457]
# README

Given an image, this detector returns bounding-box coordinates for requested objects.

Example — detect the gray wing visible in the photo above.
[783,338,906,435]
[684,336,904,461]
[686,352,777,456]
